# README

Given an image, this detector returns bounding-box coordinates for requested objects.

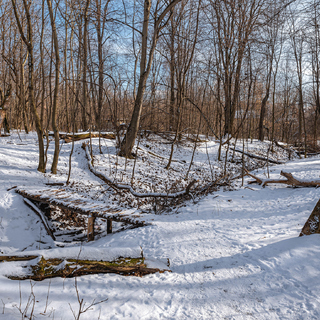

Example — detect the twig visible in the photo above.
[6,185,17,191]
[1,299,5,314]
[43,279,51,314]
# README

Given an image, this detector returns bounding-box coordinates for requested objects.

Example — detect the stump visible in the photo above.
[300,199,320,236]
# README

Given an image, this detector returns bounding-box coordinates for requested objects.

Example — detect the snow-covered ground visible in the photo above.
[0,132,320,319]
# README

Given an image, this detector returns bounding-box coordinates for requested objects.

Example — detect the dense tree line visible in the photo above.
[0,0,319,172]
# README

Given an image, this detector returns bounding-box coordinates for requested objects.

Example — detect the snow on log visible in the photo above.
[0,246,143,262]
[0,247,171,279]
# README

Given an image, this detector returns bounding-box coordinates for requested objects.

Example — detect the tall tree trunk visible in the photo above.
[82,0,91,131]
[169,10,175,131]
[118,0,151,157]
[119,0,183,158]
[47,0,60,174]
[258,89,270,141]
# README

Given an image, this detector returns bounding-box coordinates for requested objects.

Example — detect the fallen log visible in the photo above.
[276,172,320,187]
[244,169,263,185]
[64,132,115,143]
[1,255,170,280]
[0,255,38,262]
[48,132,115,142]
[230,147,285,164]
[244,169,320,188]
[82,143,196,199]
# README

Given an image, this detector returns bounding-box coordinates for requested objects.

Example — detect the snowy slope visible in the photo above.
[0,132,320,319]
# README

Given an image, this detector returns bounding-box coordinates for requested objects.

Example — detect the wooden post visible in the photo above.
[107,219,112,234]
[87,214,96,241]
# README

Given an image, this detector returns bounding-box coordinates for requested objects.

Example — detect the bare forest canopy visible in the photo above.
[1,0,320,171]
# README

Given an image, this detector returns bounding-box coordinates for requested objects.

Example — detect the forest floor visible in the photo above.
[0,131,320,319]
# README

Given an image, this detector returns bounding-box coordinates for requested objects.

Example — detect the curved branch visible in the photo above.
[82,143,195,199]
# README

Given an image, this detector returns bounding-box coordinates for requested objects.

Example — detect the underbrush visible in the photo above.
[63,134,295,214]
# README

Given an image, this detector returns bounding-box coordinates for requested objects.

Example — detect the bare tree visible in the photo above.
[258,1,285,141]
[47,0,60,174]
[207,0,267,137]
[11,0,46,172]
[119,0,184,158]
[289,7,307,156]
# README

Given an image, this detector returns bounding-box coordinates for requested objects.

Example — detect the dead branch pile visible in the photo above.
[82,142,196,199]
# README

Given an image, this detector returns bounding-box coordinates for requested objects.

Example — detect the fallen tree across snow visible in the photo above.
[245,169,320,188]
[48,131,115,143]
[231,147,285,164]
[0,247,170,279]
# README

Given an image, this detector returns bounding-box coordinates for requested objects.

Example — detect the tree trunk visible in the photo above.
[47,0,60,174]
[258,89,270,141]
[119,0,183,158]
[119,0,151,158]
[82,0,91,132]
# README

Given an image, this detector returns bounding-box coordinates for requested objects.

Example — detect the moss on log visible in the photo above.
[3,256,169,280]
